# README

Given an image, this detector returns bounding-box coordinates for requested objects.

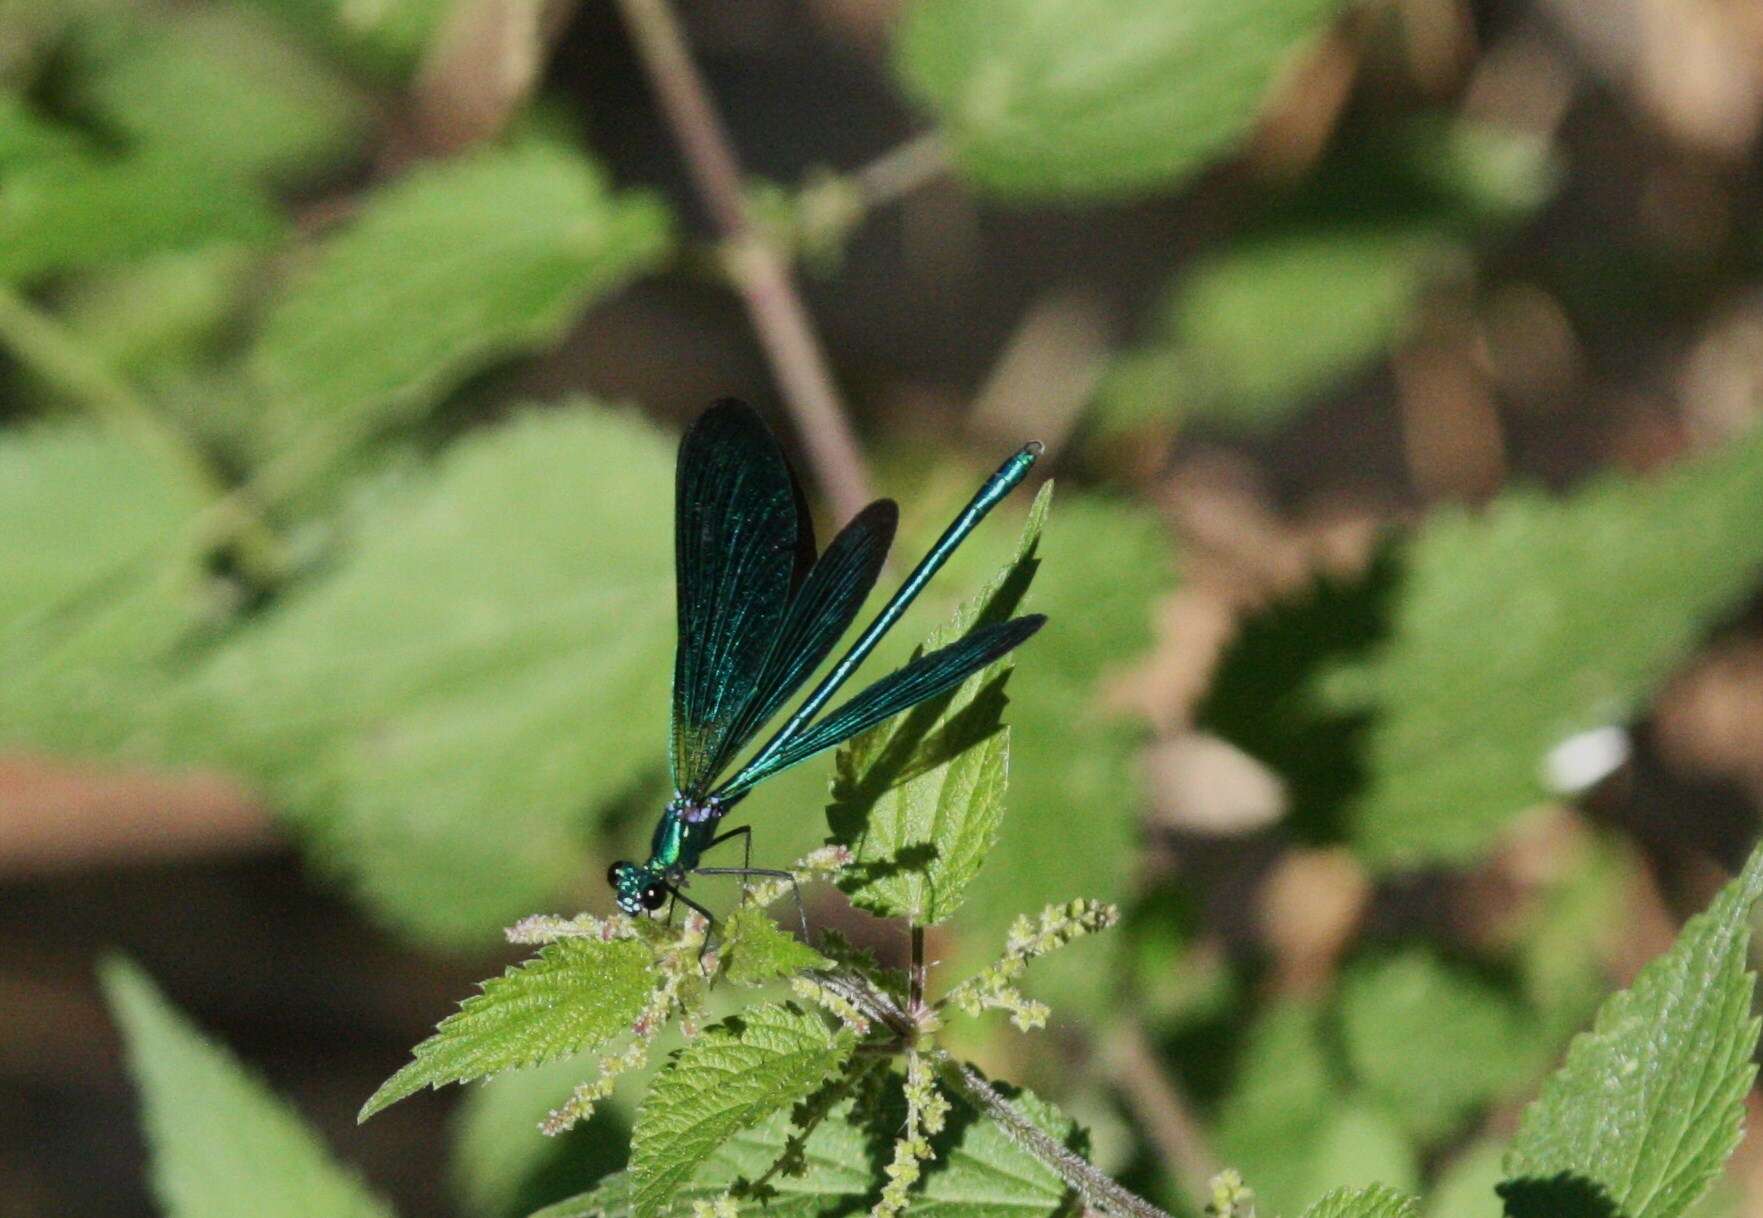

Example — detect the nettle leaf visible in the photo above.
[533,1103,874,1218]
[237,0,450,79]
[0,94,88,170]
[64,6,371,184]
[912,1081,1080,1218]
[544,1081,1079,1218]
[1209,432,1763,869]
[0,425,208,755]
[629,1002,855,1218]
[0,150,279,284]
[829,484,1049,924]
[1096,224,1453,435]
[181,404,675,943]
[722,907,832,987]
[247,143,670,460]
[1214,1001,1419,1217]
[1303,1185,1421,1218]
[101,957,395,1218]
[1094,118,1555,437]
[1337,948,1543,1144]
[1499,843,1763,1218]
[361,936,655,1122]
[1331,431,1763,867]
[961,493,1168,1003]
[894,0,1351,199]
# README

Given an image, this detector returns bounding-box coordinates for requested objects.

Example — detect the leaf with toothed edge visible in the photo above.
[359,936,655,1122]
[628,1002,854,1218]
[1499,843,1763,1218]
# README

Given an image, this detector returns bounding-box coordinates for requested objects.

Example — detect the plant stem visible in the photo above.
[909,923,928,1018]
[933,1051,1177,1218]
[614,0,874,522]
[1105,1016,1221,1209]
[851,131,951,210]
[0,286,285,582]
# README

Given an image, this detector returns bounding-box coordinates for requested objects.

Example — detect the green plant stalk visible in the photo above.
[613,0,875,521]
[0,285,286,582]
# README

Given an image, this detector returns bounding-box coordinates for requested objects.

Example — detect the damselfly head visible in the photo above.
[607,861,667,914]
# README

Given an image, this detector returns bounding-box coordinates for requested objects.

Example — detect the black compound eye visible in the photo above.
[607,861,628,888]
[640,882,668,911]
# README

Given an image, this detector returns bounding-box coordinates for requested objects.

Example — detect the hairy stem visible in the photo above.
[614,0,874,521]
[0,286,285,582]
[933,1052,1176,1218]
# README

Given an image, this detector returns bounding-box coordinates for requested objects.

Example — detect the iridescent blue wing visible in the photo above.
[715,500,897,766]
[671,399,801,797]
[714,613,1046,799]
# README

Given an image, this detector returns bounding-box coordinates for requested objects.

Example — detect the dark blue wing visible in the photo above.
[714,614,1046,799]
[714,500,897,768]
[670,399,801,797]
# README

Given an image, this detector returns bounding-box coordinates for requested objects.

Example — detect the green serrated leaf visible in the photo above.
[1207,430,1763,868]
[361,936,655,1122]
[100,957,395,1218]
[1302,1184,1420,1218]
[1096,225,1452,434]
[247,143,670,463]
[0,150,279,284]
[894,0,1351,200]
[722,907,831,987]
[0,94,88,171]
[1214,1002,1419,1217]
[1337,948,1542,1144]
[178,404,675,943]
[1499,843,1763,1218]
[829,484,1049,924]
[237,0,450,78]
[1092,117,1556,437]
[911,1080,1079,1218]
[64,6,370,183]
[958,492,1168,1004]
[0,425,207,755]
[542,1078,1079,1218]
[629,1003,855,1218]
[1336,431,1763,867]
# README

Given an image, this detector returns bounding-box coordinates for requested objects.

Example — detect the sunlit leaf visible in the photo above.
[721,907,831,988]
[247,144,670,462]
[0,425,207,754]
[894,0,1351,199]
[1337,948,1542,1143]
[64,5,371,183]
[0,150,278,284]
[360,936,656,1122]
[101,957,396,1218]
[180,404,675,943]
[1500,844,1763,1218]
[542,1080,1079,1218]
[830,484,1049,924]
[1302,1184,1420,1218]
[1332,431,1763,867]
[628,1003,854,1218]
